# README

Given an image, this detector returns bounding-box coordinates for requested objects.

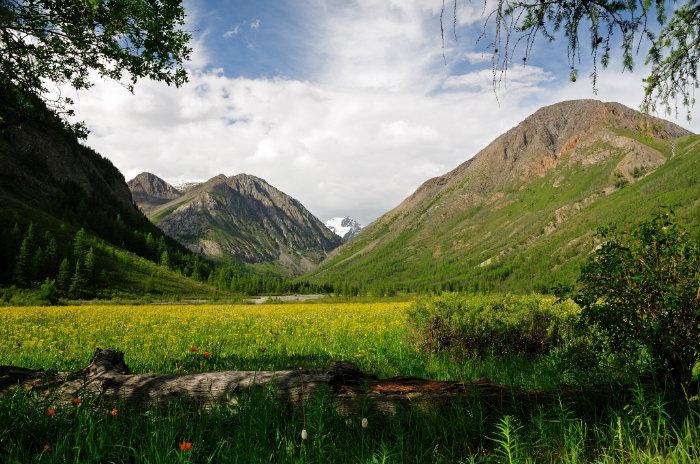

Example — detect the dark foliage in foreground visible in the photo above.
[573,213,700,387]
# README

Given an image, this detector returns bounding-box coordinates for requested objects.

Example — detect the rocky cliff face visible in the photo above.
[307,99,697,292]
[146,173,342,274]
[127,172,182,213]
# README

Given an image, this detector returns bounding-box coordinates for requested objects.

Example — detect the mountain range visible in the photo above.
[306,99,700,293]
[5,93,699,298]
[128,172,342,275]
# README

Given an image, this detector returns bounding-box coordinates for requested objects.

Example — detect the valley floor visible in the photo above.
[0,302,698,463]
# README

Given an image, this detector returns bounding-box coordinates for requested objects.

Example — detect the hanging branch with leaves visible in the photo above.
[0,0,192,136]
[442,0,699,118]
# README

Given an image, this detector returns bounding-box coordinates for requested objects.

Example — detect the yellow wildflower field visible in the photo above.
[0,302,414,376]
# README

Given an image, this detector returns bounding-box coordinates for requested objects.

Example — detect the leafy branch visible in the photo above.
[442,0,699,118]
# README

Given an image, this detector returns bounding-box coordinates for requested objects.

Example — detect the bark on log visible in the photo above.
[0,348,611,413]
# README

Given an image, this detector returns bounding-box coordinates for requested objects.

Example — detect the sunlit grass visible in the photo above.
[1,302,698,463]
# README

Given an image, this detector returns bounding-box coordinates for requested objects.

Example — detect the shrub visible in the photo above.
[408,293,580,358]
[573,213,700,386]
[38,278,59,305]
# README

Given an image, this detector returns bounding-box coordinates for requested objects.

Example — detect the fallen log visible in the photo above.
[0,348,614,413]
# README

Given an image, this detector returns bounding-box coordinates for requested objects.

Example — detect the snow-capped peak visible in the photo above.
[325,216,364,240]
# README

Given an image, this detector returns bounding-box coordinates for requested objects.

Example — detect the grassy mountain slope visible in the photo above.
[306,100,699,293]
[142,173,342,275]
[0,89,219,297]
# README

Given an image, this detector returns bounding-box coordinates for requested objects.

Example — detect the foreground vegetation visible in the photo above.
[1,299,698,463]
[2,380,698,463]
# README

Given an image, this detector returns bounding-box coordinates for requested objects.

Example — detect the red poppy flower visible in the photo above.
[202,351,210,358]
[189,346,197,353]
[71,397,81,405]
[110,407,118,416]
[47,408,56,416]
[179,441,193,452]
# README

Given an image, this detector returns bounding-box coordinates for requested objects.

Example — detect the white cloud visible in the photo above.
[250,19,261,29]
[443,65,554,91]
[463,51,490,63]
[67,1,698,226]
[223,24,240,38]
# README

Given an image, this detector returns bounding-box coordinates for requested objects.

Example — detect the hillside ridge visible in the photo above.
[307,99,698,293]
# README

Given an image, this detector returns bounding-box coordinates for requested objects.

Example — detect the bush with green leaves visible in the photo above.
[408,293,580,358]
[37,278,58,305]
[573,213,700,386]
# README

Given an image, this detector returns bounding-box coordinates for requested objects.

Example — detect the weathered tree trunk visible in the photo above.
[0,348,609,413]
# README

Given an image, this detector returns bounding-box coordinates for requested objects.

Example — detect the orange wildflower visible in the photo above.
[110,407,118,416]
[47,408,56,416]
[71,397,81,405]
[189,346,197,353]
[179,441,193,452]
[43,444,52,453]
[202,351,210,358]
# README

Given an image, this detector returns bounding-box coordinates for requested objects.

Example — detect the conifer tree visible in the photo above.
[45,233,57,274]
[145,233,156,259]
[160,250,170,268]
[31,246,45,281]
[69,260,88,297]
[99,270,108,286]
[57,258,71,291]
[84,247,96,288]
[13,223,35,286]
[73,228,88,261]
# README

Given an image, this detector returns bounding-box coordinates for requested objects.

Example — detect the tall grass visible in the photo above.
[1,300,698,462]
[0,383,697,463]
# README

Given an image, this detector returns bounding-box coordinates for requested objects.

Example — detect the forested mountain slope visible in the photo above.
[0,89,218,297]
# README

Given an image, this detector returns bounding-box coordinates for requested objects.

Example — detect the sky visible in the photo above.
[67,0,699,225]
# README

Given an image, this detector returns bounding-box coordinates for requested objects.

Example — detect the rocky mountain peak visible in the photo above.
[127,172,182,213]
[145,172,342,274]
[402,99,691,211]
[325,217,364,241]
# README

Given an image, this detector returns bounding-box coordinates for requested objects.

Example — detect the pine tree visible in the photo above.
[73,228,88,260]
[160,250,170,268]
[157,236,167,256]
[45,233,57,274]
[99,270,108,286]
[31,246,45,281]
[57,258,71,291]
[191,258,203,281]
[145,233,156,259]
[13,223,35,286]
[69,260,88,297]
[84,247,96,287]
